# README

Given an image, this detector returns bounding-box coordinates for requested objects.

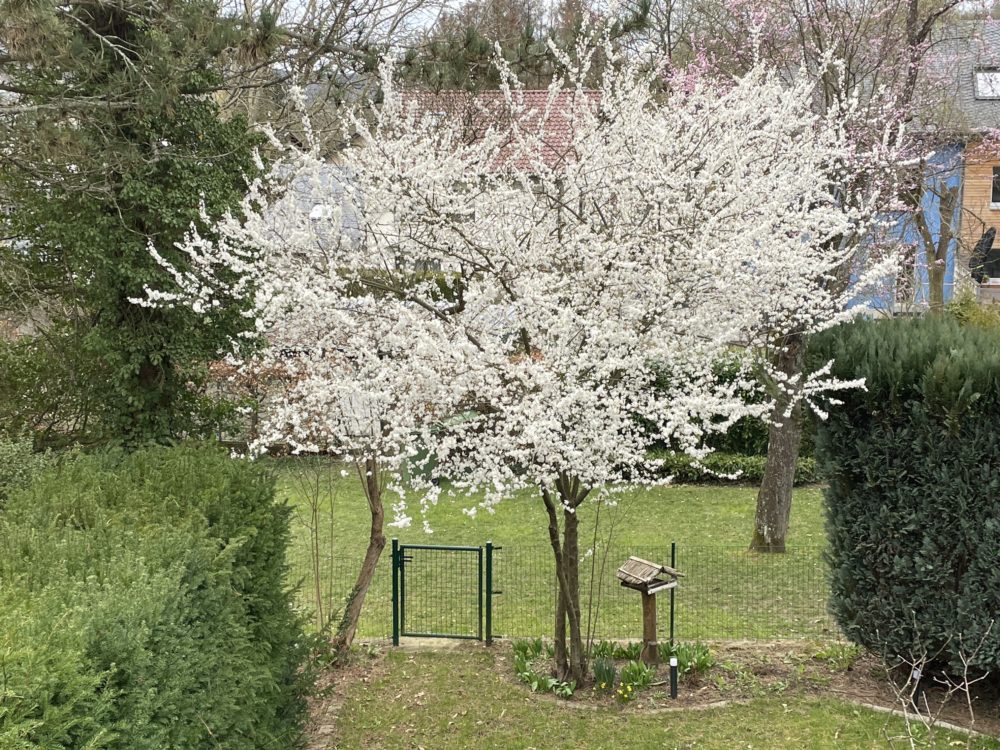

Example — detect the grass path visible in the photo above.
[317,648,999,750]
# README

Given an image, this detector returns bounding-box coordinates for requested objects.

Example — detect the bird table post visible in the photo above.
[641,591,658,664]
[616,556,683,667]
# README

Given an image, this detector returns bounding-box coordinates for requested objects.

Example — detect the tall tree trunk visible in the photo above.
[915,182,958,314]
[562,499,586,682]
[750,337,804,553]
[334,457,386,650]
[928,264,946,312]
[543,476,589,685]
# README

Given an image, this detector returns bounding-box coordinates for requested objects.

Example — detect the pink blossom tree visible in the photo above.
[681,0,966,551]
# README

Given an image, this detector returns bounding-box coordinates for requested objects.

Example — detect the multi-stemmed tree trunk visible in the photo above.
[750,335,804,553]
[333,457,386,650]
[542,474,590,685]
[915,181,960,314]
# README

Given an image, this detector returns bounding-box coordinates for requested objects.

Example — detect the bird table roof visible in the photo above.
[616,556,683,593]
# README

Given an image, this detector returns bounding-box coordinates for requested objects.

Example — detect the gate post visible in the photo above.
[391,538,400,646]
[477,545,484,641]
[485,541,494,645]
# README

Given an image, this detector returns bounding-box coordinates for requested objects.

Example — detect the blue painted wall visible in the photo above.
[906,144,962,305]
[857,144,963,312]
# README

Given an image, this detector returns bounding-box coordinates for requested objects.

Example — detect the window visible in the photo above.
[986,248,1000,279]
[992,167,1000,207]
[975,68,1000,99]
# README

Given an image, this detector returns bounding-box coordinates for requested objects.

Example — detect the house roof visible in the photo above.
[263,88,598,246]
[401,89,600,171]
[928,21,1000,134]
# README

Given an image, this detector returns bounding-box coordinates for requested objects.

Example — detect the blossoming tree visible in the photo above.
[139,35,892,678]
[135,139,460,648]
[687,0,962,551]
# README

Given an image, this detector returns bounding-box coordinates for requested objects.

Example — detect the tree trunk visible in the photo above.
[562,501,587,682]
[928,263,946,312]
[553,572,568,675]
[544,487,571,678]
[750,337,805,553]
[334,457,386,650]
[543,477,589,685]
[915,182,958,314]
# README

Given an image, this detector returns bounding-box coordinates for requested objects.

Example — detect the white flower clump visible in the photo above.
[137,36,894,523]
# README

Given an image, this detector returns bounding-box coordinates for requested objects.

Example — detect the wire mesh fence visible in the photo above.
[287,539,838,641]
[493,544,837,641]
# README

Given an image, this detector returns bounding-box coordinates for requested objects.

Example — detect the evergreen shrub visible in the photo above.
[647,450,818,485]
[0,444,309,748]
[647,356,815,459]
[814,316,1000,674]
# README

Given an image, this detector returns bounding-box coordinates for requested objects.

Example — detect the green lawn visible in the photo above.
[275,457,828,548]
[323,649,999,750]
[275,458,834,640]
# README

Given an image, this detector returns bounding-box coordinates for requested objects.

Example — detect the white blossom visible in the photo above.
[137,40,890,517]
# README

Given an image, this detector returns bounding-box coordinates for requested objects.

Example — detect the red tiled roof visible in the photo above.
[401,89,600,171]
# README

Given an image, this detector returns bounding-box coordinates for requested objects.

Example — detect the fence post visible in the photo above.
[391,538,400,646]
[669,540,676,647]
[485,541,494,645]
[477,545,484,641]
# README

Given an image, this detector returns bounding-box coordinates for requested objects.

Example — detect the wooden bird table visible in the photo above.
[616,556,683,665]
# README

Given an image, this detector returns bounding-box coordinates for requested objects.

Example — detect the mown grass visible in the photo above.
[275,458,836,641]
[274,456,828,549]
[326,649,1000,750]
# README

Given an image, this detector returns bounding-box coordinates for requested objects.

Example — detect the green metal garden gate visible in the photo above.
[391,539,498,645]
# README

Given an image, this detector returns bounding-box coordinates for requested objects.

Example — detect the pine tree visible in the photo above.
[398,0,651,91]
[0,0,264,444]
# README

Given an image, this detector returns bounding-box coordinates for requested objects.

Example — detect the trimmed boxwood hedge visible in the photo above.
[0,443,309,749]
[814,316,1000,675]
[647,450,818,485]
[647,357,815,458]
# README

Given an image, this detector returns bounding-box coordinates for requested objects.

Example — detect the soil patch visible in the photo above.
[306,646,390,750]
